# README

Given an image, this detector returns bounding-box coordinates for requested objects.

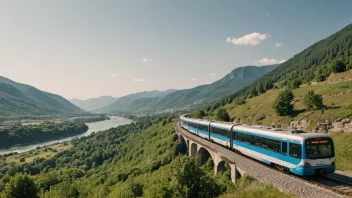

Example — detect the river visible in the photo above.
[0,116,133,154]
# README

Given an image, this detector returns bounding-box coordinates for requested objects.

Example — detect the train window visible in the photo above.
[254,136,262,147]
[268,139,280,153]
[198,124,208,132]
[289,143,302,159]
[261,137,268,148]
[211,127,228,137]
[282,142,287,155]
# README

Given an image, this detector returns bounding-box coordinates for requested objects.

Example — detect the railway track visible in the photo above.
[174,121,352,197]
[307,175,352,196]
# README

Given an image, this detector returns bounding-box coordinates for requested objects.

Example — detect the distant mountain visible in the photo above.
[127,65,278,113]
[93,89,177,113]
[0,76,85,117]
[70,96,117,111]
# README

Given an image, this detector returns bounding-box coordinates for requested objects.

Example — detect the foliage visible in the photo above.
[191,110,205,119]
[213,23,352,108]
[273,89,294,116]
[347,63,352,71]
[1,174,38,198]
[303,90,324,110]
[315,67,325,82]
[329,60,346,73]
[213,108,231,122]
[0,122,88,148]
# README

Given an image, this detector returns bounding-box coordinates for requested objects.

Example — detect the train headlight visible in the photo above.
[304,162,312,168]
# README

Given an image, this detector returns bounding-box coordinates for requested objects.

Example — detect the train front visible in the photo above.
[301,137,335,175]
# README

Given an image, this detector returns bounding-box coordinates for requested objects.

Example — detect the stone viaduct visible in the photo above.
[173,121,343,198]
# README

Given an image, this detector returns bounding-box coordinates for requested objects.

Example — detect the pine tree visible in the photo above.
[315,68,324,82]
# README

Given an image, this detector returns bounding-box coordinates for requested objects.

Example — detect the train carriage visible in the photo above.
[179,115,336,176]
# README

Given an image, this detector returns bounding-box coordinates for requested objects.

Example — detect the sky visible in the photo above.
[0,0,351,100]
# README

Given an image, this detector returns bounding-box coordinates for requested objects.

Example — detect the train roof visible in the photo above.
[233,125,330,142]
[180,115,331,142]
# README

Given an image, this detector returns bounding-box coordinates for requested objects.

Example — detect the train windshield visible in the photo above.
[305,138,334,159]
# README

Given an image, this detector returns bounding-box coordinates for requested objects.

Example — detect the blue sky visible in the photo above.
[0,0,351,99]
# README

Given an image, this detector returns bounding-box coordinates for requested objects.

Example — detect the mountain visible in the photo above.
[226,23,352,102]
[93,89,177,113]
[125,65,278,113]
[70,96,117,111]
[0,76,84,117]
[201,23,352,131]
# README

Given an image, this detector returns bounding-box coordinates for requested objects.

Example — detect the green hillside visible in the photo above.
[0,77,85,117]
[0,117,292,198]
[94,89,177,113]
[223,23,352,104]
[126,65,277,113]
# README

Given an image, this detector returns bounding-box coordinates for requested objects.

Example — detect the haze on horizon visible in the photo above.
[0,0,351,100]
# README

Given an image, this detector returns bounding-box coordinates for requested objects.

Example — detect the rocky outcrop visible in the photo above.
[289,118,352,133]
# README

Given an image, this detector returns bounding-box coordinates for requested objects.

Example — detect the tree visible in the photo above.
[289,79,301,89]
[263,80,274,91]
[315,68,324,82]
[329,60,346,73]
[191,110,205,119]
[247,87,257,98]
[346,63,352,71]
[169,157,221,198]
[256,83,265,94]
[303,90,324,110]
[213,108,230,122]
[272,89,294,116]
[232,96,246,105]
[1,174,38,198]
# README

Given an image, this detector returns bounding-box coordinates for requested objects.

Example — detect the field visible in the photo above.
[5,142,72,163]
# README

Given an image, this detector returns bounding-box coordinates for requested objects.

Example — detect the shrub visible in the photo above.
[303,90,324,110]
[273,89,294,116]
[329,60,346,73]
[213,108,230,122]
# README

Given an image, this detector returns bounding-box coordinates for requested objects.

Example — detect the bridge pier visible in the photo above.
[176,132,241,182]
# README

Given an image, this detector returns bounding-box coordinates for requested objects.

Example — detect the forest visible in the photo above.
[0,116,291,198]
[0,122,88,148]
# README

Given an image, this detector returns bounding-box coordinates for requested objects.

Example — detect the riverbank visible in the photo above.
[0,116,132,154]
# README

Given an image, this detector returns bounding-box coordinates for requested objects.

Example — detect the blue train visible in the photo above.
[180,115,335,176]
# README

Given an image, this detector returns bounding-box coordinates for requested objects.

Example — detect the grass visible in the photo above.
[329,132,352,171]
[225,80,352,130]
[219,175,295,198]
[6,142,72,163]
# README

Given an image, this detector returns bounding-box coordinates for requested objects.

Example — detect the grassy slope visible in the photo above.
[211,71,352,171]
[225,72,352,129]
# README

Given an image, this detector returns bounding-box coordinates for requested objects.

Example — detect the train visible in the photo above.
[179,115,335,176]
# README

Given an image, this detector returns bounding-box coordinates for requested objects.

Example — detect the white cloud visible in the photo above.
[265,12,270,16]
[210,73,216,76]
[110,74,117,77]
[191,78,196,81]
[255,58,286,65]
[226,32,270,46]
[132,78,144,83]
[275,43,283,47]
[142,58,152,62]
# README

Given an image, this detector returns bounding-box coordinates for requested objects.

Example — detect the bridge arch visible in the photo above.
[190,143,197,157]
[197,147,213,166]
[217,161,229,173]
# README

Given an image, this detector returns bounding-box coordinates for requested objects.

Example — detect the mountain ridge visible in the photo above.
[0,76,84,117]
